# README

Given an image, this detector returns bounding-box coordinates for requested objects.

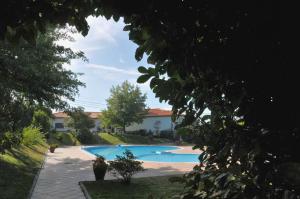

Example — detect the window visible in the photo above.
[55,123,64,129]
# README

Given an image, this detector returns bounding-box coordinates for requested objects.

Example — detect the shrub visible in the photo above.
[76,128,93,144]
[175,127,193,142]
[0,131,21,153]
[92,156,108,180]
[49,143,58,148]
[22,126,44,146]
[31,109,51,134]
[126,129,147,136]
[124,130,137,134]
[148,130,153,135]
[55,133,63,141]
[108,149,145,184]
[138,129,147,136]
[159,130,174,139]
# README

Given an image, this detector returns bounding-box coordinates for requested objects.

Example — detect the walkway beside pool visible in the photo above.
[31,145,200,199]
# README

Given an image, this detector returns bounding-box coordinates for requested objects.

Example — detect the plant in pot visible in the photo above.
[49,143,58,153]
[92,155,108,180]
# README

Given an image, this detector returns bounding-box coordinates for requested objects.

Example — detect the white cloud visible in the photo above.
[54,16,171,111]
[86,63,139,76]
[56,16,123,54]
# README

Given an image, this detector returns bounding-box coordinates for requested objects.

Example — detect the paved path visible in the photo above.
[31,146,199,199]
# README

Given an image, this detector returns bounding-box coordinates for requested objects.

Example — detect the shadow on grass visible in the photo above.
[0,143,47,199]
[82,172,186,199]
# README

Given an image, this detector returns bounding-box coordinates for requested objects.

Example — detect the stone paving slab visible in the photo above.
[31,145,199,199]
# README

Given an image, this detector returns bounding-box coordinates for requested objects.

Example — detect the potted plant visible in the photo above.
[49,143,58,153]
[92,155,108,180]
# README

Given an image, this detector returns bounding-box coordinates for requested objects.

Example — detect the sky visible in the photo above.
[57,16,171,112]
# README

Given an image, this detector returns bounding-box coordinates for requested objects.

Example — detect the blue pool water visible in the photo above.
[83,145,200,163]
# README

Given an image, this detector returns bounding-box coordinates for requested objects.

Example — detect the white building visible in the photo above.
[52,112,101,133]
[125,109,179,134]
[52,108,181,134]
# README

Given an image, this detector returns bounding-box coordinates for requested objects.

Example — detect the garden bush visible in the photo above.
[76,128,94,144]
[136,129,147,136]
[55,133,63,141]
[175,127,193,142]
[108,149,145,184]
[22,126,44,146]
[159,130,174,139]
[126,129,147,136]
[0,131,21,153]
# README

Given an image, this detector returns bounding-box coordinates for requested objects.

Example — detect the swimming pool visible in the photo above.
[83,145,200,163]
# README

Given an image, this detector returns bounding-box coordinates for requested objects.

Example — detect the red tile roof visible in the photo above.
[86,112,102,119]
[146,108,173,117]
[53,112,68,118]
[53,109,172,119]
[53,112,101,119]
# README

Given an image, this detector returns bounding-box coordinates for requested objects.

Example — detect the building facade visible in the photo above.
[125,109,179,134]
[52,112,101,133]
[52,108,181,134]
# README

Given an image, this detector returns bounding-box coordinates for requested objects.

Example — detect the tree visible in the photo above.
[31,109,52,135]
[0,0,98,42]
[94,2,297,199]
[0,28,85,152]
[67,107,95,143]
[101,81,147,133]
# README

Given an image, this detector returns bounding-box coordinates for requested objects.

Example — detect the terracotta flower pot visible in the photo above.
[92,156,108,180]
[49,146,57,153]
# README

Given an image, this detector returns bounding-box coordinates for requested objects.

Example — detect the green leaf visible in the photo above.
[138,66,148,74]
[150,78,159,89]
[137,75,151,83]
[112,15,120,22]
[135,46,145,61]
[123,25,131,31]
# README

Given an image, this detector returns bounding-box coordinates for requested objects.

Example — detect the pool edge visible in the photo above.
[80,145,200,164]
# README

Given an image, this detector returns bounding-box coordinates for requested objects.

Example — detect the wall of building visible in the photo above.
[125,116,175,134]
[91,119,101,132]
[52,118,70,132]
[52,115,182,134]
[52,118,101,133]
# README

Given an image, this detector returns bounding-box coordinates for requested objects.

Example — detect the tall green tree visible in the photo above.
[31,109,52,135]
[67,107,95,143]
[102,81,147,133]
[67,107,95,133]
[0,28,85,152]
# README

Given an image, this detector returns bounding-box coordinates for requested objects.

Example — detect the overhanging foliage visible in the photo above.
[1,1,298,198]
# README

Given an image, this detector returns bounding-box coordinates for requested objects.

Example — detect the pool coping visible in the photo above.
[80,145,200,164]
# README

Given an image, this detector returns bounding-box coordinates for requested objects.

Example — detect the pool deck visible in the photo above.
[31,145,200,199]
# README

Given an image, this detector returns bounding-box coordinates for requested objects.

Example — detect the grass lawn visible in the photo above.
[83,175,184,199]
[47,131,192,146]
[0,143,48,199]
[48,131,80,145]
[98,132,172,145]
